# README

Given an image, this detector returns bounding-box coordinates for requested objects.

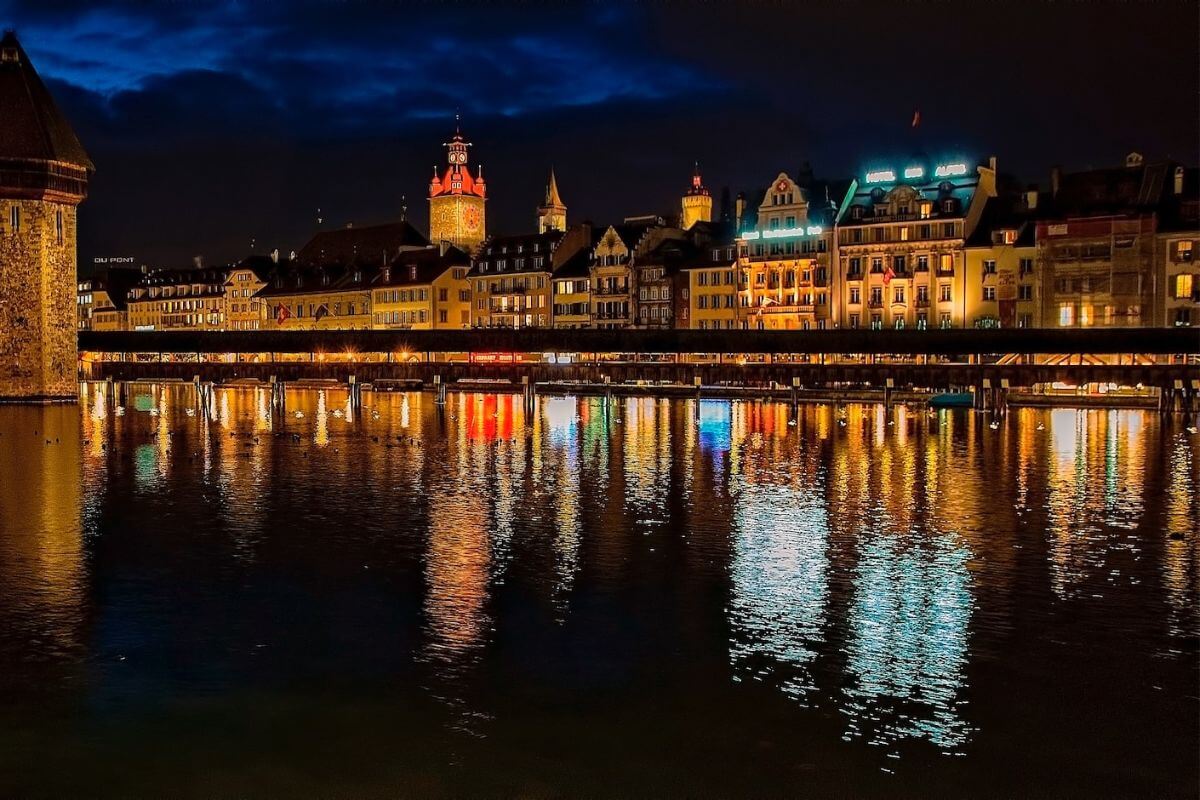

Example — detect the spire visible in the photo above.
[545,169,564,207]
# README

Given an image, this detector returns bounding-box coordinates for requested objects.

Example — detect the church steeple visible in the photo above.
[537,169,567,233]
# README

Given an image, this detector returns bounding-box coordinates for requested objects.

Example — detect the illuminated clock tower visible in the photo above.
[428,121,486,252]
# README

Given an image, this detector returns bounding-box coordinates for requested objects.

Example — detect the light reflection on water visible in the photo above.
[0,382,1195,796]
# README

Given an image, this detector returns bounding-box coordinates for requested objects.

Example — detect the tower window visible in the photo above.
[56,211,63,245]
[10,205,19,233]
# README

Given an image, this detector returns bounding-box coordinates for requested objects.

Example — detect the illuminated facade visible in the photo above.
[468,231,563,328]
[372,246,472,329]
[551,238,594,328]
[590,220,660,328]
[537,170,567,234]
[1157,166,1198,327]
[77,268,138,331]
[126,268,230,331]
[1035,155,1182,328]
[224,258,270,331]
[682,244,739,330]
[836,159,996,329]
[428,123,487,252]
[0,32,92,400]
[736,172,838,330]
[963,194,1043,328]
[258,265,374,330]
[681,163,712,230]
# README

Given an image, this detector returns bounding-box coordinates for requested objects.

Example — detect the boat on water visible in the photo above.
[929,391,974,408]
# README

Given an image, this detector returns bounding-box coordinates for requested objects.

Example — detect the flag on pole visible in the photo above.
[883,265,896,285]
[314,304,330,322]
[276,304,291,324]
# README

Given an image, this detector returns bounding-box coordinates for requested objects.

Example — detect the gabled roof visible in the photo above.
[551,246,593,279]
[965,195,1044,248]
[0,31,93,170]
[374,245,469,287]
[296,221,429,266]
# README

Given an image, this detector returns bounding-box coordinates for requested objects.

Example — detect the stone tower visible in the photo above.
[681,162,712,230]
[537,169,567,234]
[428,120,486,252]
[0,31,93,401]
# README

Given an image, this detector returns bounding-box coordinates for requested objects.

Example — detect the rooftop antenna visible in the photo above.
[400,194,408,222]
[316,207,324,226]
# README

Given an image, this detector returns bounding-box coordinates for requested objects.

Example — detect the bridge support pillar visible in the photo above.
[884,377,894,410]
[791,377,799,415]
[434,374,446,405]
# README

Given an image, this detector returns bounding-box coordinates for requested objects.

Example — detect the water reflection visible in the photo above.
[0,385,1196,796]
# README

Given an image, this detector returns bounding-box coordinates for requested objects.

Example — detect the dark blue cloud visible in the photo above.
[1,0,1196,268]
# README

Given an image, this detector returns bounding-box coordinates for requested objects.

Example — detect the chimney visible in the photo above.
[1025,190,1038,210]
[735,192,746,229]
[988,155,997,172]
[1050,166,1061,198]
[1175,166,1185,195]
[192,255,203,268]
[270,248,279,264]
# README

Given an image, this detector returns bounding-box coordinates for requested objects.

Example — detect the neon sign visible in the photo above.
[934,163,968,177]
[903,166,925,179]
[865,170,895,183]
[740,226,823,240]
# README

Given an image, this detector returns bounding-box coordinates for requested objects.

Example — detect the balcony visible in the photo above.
[936,266,955,277]
[594,285,629,296]
[916,297,930,308]
[867,299,884,309]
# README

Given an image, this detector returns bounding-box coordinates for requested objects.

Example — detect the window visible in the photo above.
[919,202,932,220]
[55,210,63,245]
[893,255,906,273]
[1177,241,1194,261]
[849,257,862,276]
[1018,284,1033,301]
[851,288,862,304]
[1058,303,1074,326]
[942,222,956,238]
[871,257,883,273]
[9,205,19,233]
[916,285,929,303]
[916,255,929,271]
[939,284,952,302]
[983,286,997,301]
[893,286,905,304]
[1019,258,1033,275]
[899,227,909,241]
[869,287,882,305]
[1176,273,1194,299]
[983,259,997,275]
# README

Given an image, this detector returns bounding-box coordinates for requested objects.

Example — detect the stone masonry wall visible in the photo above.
[0,199,79,400]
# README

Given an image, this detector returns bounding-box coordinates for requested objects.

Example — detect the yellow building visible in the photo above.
[468,231,563,328]
[681,163,712,230]
[591,221,660,328]
[428,123,487,252]
[836,158,996,329]
[258,265,373,330]
[1157,166,1197,327]
[964,195,1042,327]
[224,258,271,331]
[551,245,593,328]
[736,172,838,330]
[77,268,138,331]
[126,267,230,331]
[682,246,739,330]
[371,246,472,329]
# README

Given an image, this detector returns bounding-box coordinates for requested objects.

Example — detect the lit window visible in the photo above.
[1176,274,1194,299]
[1178,241,1194,261]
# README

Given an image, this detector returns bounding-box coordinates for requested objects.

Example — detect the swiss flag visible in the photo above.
[883,265,896,285]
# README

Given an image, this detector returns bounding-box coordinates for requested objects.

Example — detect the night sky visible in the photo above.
[3,0,1197,269]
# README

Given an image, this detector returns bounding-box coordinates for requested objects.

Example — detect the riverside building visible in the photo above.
[835,158,997,329]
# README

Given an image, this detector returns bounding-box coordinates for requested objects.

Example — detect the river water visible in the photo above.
[0,383,1196,798]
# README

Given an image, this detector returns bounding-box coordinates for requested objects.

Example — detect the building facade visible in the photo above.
[468,231,562,328]
[736,172,838,330]
[258,266,374,330]
[126,268,230,331]
[963,194,1042,327]
[0,32,93,400]
[371,246,472,329]
[428,124,487,252]
[836,158,996,329]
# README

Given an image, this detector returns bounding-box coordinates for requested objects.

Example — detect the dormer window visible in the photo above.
[942,199,955,213]
[850,206,864,220]
[409,265,417,281]
[919,202,932,219]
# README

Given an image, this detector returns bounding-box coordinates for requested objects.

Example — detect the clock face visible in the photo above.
[464,205,481,232]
